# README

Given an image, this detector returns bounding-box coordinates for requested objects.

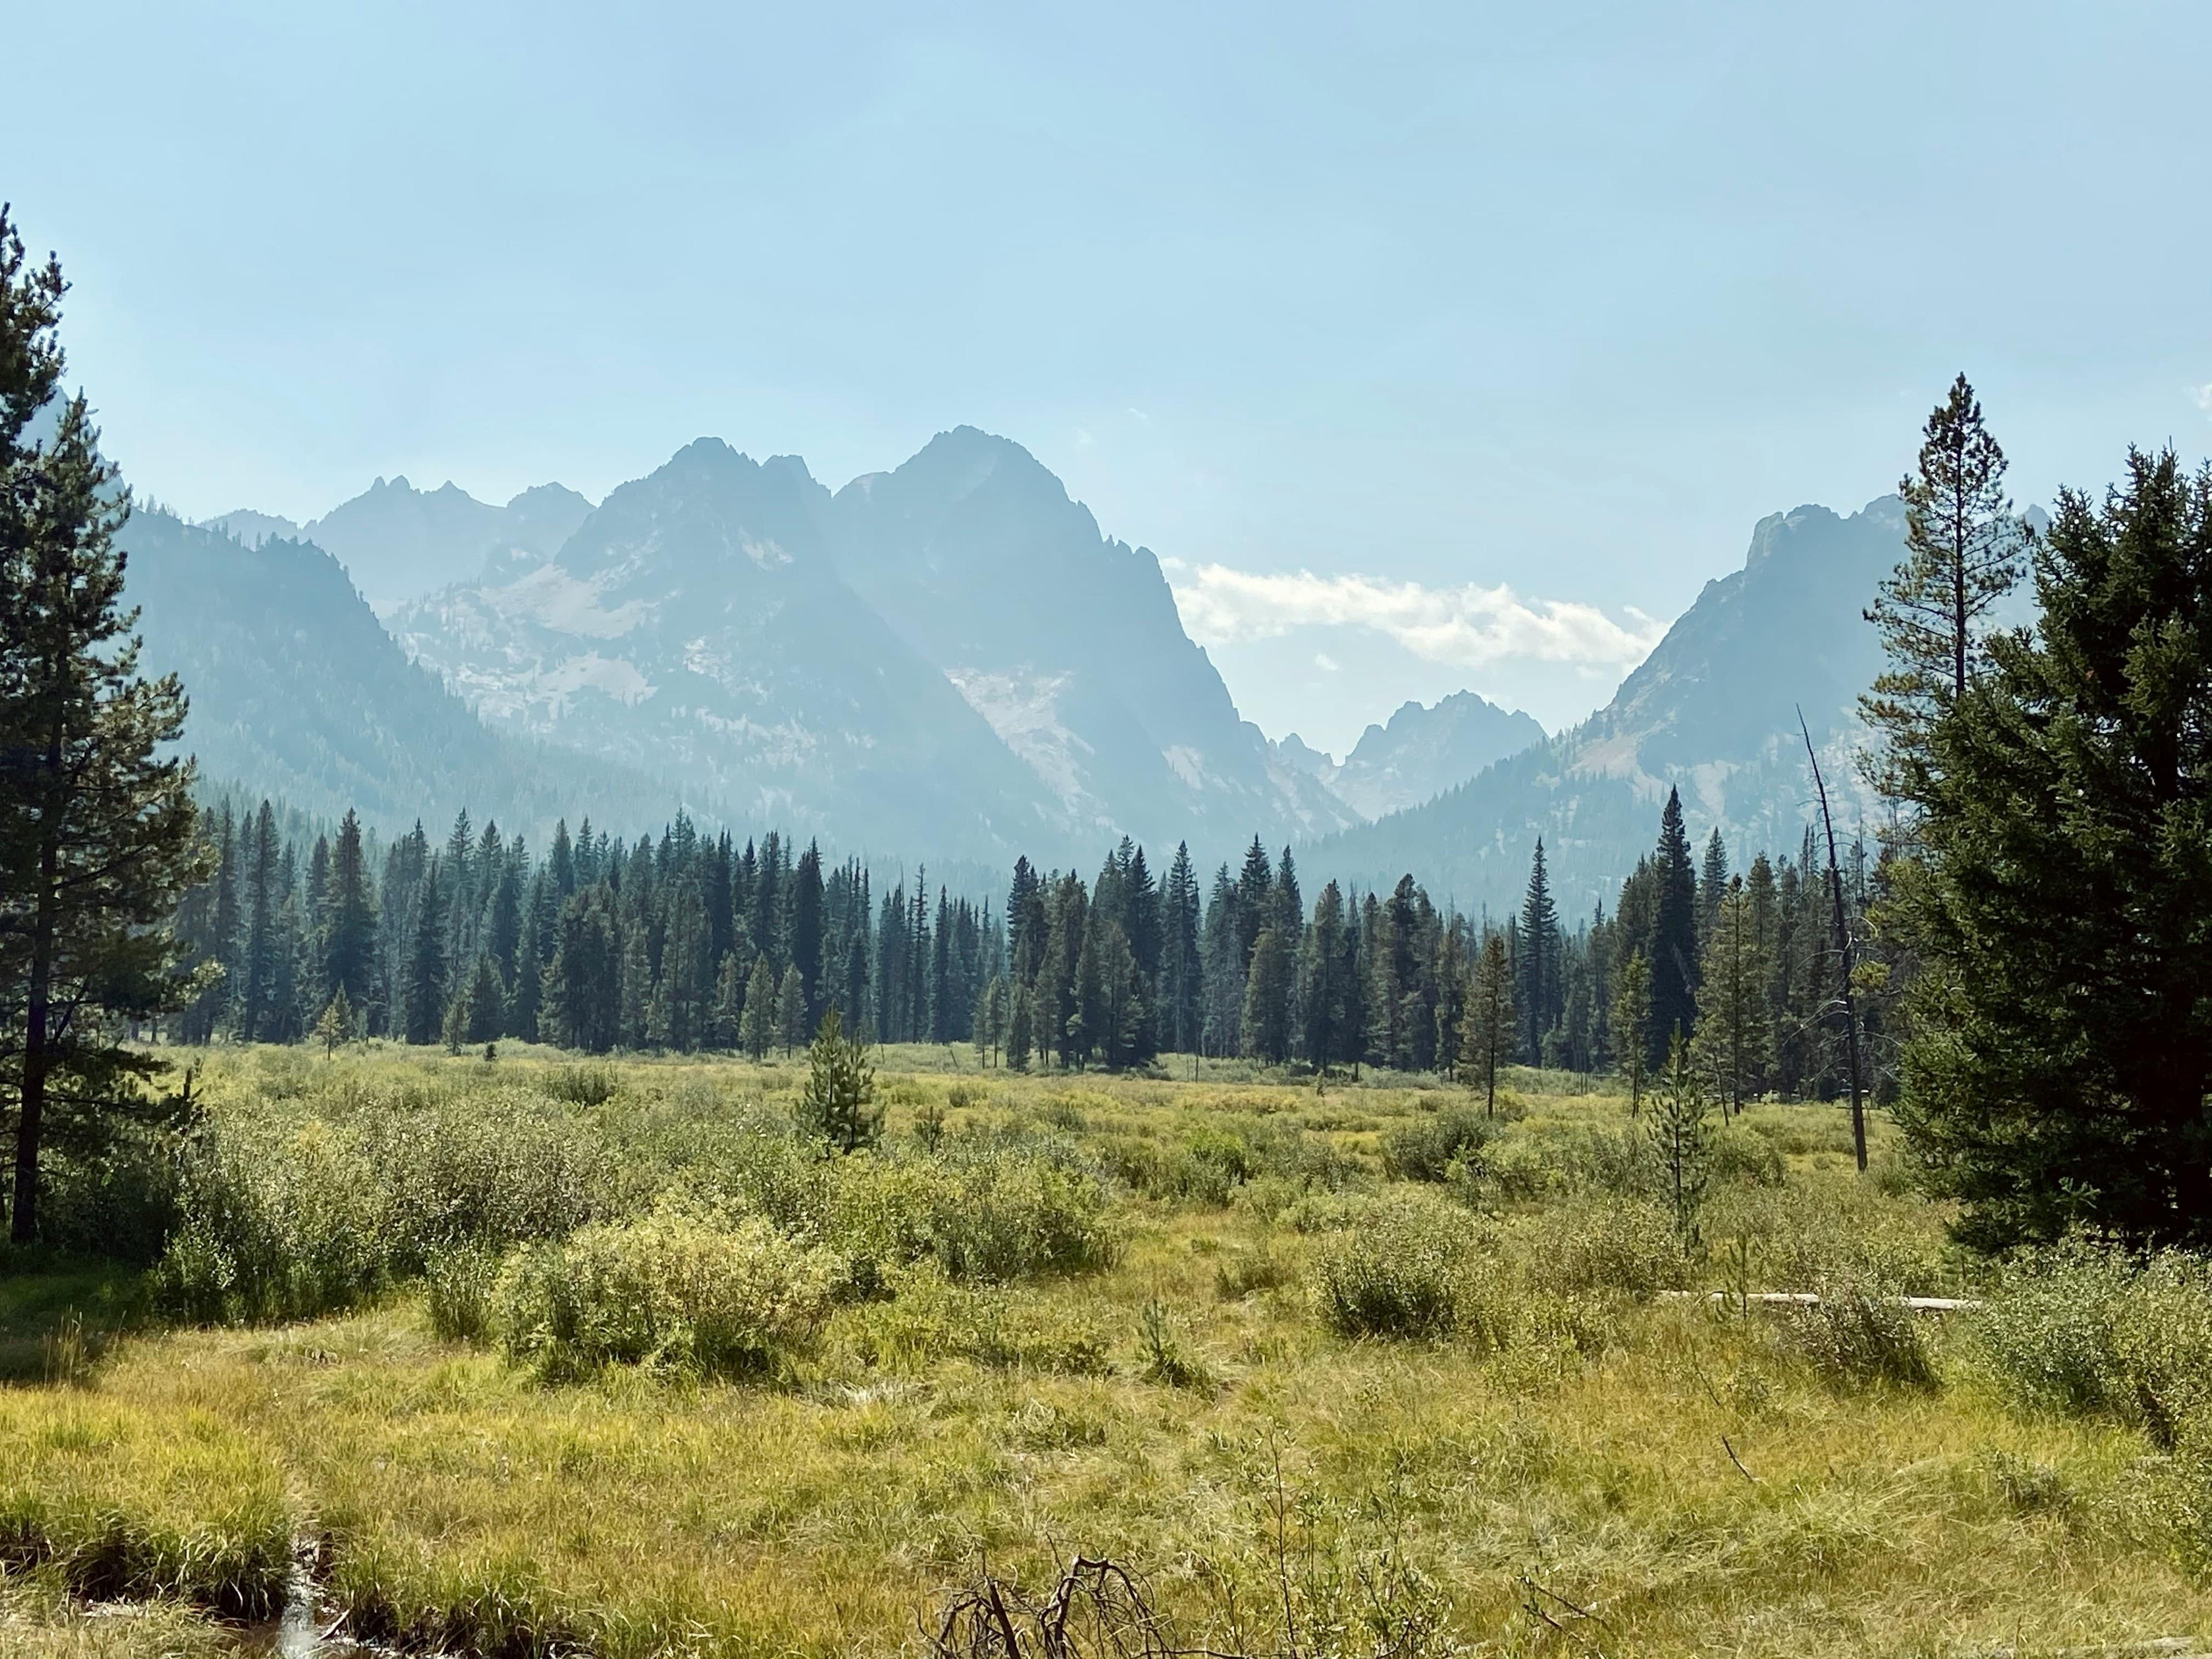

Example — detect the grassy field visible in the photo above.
[2,1043,2209,1657]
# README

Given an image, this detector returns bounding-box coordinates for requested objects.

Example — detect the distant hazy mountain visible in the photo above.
[391,439,1067,861]
[121,510,669,837]
[243,476,598,612]
[828,427,1361,853]
[389,429,1358,865]
[1278,692,1546,821]
[1307,497,1904,916]
[199,508,301,547]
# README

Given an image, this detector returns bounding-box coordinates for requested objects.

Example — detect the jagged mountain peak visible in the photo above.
[1309,491,1902,915]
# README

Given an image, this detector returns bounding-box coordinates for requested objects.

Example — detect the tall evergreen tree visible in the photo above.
[1691,875,1772,1117]
[1461,931,1516,1114]
[0,211,209,1239]
[1891,446,2212,1248]
[1612,950,1653,1112]
[1516,839,1562,1062]
[739,953,774,1060]
[775,963,806,1057]
[1863,373,2031,802]
[1161,842,1201,1055]
[1647,789,1700,1065]
[323,809,378,1022]
[402,861,449,1045]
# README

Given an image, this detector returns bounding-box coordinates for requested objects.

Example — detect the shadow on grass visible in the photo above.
[0,1247,147,1385]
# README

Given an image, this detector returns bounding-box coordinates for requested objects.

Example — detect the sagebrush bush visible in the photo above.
[1512,1201,1692,1300]
[1381,1107,1490,1183]
[1784,1282,1938,1390]
[923,1141,1117,1281]
[154,1092,607,1323]
[496,1206,844,1380]
[1312,1197,1490,1340]
[1978,1243,2212,1445]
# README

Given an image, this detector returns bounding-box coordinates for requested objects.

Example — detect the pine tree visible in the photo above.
[710,950,745,1049]
[1461,931,1516,1114]
[1696,829,1729,944]
[739,953,774,1060]
[775,963,806,1058]
[798,1006,879,1153]
[323,808,378,1024]
[1647,789,1699,1066]
[1690,876,1772,1117]
[1516,839,1562,1062]
[1611,950,1653,1113]
[312,987,356,1055]
[1005,979,1035,1072]
[1297,881,1350,1074]
[1890,446,2212,1248]
[1862,373,2031,803]
[1647,1034,1711,1241]
[464,953,505,1045]
[1240,925,1293,1063]
[235,801,283,1041]
[402,862,448,1044]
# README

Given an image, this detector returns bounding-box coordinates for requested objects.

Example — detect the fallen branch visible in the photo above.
[1662,1290,1980,1313]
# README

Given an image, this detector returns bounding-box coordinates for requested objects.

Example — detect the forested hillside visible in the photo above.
[119,510,682,837]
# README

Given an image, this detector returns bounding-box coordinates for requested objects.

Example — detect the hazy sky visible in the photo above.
[11,1,2211,751]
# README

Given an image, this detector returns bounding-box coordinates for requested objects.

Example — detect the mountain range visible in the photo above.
[1275,694,1547,821]
[143,431,1912,899]
[118,510,669,838]
[1309,497,1905,916]
[205,476,595,611]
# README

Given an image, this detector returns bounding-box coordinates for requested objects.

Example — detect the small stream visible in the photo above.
[228,1566,372,1657]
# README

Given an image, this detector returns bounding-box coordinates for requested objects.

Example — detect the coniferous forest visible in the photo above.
[165,791,1885,1103]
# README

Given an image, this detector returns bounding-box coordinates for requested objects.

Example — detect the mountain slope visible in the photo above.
[1307,497,1903,914]
[119,509,668,836]
[828,427,1361,852]
[1283,692,1546,820]
[391,439,1062,860]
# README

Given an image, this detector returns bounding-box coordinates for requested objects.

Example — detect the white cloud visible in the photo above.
[1313,652,1340,672]
[1168,563,1665,677]
[2194,382,2212,415]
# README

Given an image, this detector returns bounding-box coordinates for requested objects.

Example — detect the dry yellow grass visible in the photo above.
[2,1047,2207,1656]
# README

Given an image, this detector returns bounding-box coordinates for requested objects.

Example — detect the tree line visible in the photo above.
[159,785,1885,1111]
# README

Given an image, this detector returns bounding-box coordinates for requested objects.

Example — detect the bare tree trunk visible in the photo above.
[1801,707,1867,1172]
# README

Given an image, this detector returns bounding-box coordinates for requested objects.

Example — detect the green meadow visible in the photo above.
[3,1043,2208,1657]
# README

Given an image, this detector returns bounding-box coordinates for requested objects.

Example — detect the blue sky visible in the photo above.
[12,1,2211,750]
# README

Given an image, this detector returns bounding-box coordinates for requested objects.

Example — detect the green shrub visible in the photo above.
[496,1207,844,1381]
[546,1063,620,1107]
[154,1119,392,1323]
[153,1095,606,1323]
[1214,1244,1297,1299]
[1165,1127,1261,1206]
[1709,1123,1787,1188]
[1312,1198,1484,1340]
[1514,1201,1693,1300]
[1138,1297,1213,1389]
[425,1245,499,1342]
[1978,1243,2212,1445]
[1381,1107,1490,1183]
[1785,1282,1938,1391]
[925,1144,1116,1281]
